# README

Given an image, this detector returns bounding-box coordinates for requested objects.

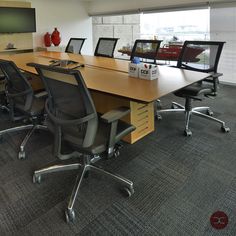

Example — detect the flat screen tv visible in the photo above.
[0,7,36,33]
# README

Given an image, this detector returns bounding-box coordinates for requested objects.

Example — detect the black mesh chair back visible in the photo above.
[32,64,98,148]
[130,39,162,64]
[0,59,33,112]
[177,41,225,73]
[94,37,119,58]
[65,38,86,54]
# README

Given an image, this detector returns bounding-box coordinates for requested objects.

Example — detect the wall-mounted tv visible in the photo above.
[0,7,36,33]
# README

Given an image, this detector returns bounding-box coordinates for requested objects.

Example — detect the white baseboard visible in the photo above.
[220,81,236,86]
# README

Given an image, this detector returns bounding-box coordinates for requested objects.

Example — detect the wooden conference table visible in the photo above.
[0,51,210,143]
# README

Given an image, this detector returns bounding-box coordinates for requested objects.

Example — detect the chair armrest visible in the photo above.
[34,90,48,99]
[211,72,223,78]
[203,72,223,96]
[100,107,130,123]
[100,106,131,158]
[7,89,32,98]
[204,72,222,82]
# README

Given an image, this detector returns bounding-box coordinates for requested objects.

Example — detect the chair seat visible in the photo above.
[174,83,213,98]
[65,119,134,155]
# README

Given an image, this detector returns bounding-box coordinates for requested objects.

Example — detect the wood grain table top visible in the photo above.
[0,52,210,103]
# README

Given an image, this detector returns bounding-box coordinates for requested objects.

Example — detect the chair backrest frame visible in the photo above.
[65,38,86,54]
[28,63,98,148]
[94,37,119,58]
[177,40,225,73]
[130,39,162,64]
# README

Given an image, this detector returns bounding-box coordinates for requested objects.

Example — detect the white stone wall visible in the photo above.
[92,14,140,57]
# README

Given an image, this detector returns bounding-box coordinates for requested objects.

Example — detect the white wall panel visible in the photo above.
[210,7,236,32]
[30,0,93,55]
[210,6,236,84]
[124,15,140,24]
[92,25,114,51]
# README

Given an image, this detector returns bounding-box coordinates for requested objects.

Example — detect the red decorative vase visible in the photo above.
[51,27,61,46]
[44,32,51,47]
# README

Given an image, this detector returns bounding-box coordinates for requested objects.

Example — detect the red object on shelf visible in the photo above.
[157,46,182,61]
[118,47,181,61]
[44,32,51,47]
[51,27,61,46]
[118,44,204,62]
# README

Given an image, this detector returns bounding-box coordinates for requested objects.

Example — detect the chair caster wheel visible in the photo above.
[65,209,75,223]
[114,144,122,158]
[156,99,162,107]
[184,129,192,137]
[122,186,134,197]
[114,149,120,158]
[171,103,180,109]
[18,151,26,160]
[207,109,213,116]
[156,114,162,120]
[221,126,230,133]
[33,174,41,184]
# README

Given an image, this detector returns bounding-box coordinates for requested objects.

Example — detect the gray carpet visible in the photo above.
[0,84,236,236]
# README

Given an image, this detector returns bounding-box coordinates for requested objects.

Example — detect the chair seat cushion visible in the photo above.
[66,119,134,155]
[174,82,213,97]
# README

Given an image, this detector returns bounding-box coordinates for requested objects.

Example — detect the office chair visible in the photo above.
[157,41,230,136]
[130,39,162,64]
[0,60,47,159]
[94,37,119,58]
[65,38,86,54]
[28,63,135,223]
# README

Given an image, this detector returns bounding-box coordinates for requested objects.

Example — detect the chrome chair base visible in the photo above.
[0,124,48,159]
[157,102,230,136]
[33,156,134,223]
[0,105,9,112]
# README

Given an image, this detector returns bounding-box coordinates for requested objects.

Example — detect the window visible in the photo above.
[141,9,210,43]
[92,9,210,61]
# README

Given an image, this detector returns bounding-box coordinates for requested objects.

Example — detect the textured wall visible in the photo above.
[92,14,140,57]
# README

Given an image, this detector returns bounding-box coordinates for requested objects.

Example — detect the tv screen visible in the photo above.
[0,7,36,33]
